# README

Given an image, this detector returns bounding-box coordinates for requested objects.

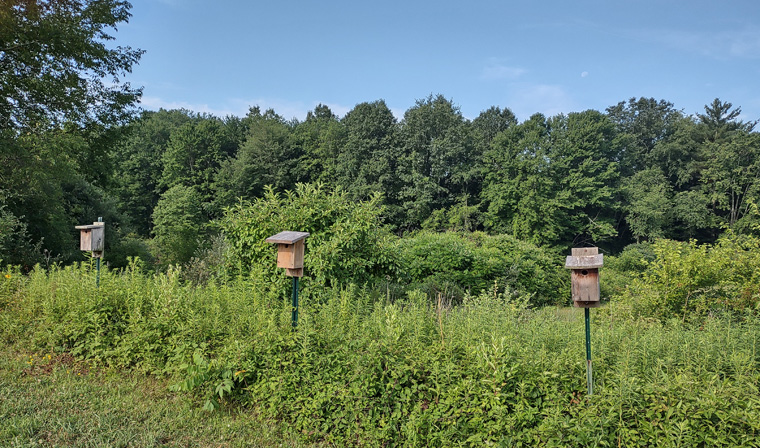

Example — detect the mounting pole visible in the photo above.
[585,307,592,395]
[96,217,102,288]
[291,276,299,328]
[565,247,602,397]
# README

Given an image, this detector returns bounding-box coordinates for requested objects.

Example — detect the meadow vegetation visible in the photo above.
[3,2,760,446]
[2,225,760,446]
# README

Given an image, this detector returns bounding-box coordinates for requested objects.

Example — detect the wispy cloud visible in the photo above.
[509,84,576,121]
[140,96,356,121]
[139,96,238,117]
[481,58,527,80]
[638,26,760,59]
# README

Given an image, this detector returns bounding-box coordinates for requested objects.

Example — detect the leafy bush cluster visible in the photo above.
[610,233,760,321]
[216,184,567,307]
[2,264,759,446]
[219,183,401,291]
[396,231,566,306]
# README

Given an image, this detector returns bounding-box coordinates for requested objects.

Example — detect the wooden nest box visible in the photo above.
[75,222,105,257]
[564,247,603,308]
[265,231,309,277]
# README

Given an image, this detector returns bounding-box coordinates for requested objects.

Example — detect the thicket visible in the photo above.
[219,184,400,290]
[396,231,566,306]
[212,184,567,307]
[1,263,759,446]
[608,233,760,321]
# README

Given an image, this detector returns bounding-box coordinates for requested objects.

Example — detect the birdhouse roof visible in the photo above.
[564,254,604,269]
[265,231,310,245]
[75,222,105,230]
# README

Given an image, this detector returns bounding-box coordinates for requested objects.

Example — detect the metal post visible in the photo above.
[585,307,593,395]
[291,276,299,328]
[96,217,102,288]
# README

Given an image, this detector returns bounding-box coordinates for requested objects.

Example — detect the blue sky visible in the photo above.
[115,0,760,122]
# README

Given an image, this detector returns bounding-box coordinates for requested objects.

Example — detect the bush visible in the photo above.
[152,185,205,267]
[600,242,654,300]
[611,233,760,321]
[219,183,400,291]
[0,203,42,269]
[396,231,567,306]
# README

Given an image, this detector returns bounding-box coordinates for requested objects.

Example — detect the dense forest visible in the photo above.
[2,0,760,277]
[2,92,759,270]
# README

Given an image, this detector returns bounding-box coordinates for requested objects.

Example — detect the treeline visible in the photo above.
[2,95,759,268]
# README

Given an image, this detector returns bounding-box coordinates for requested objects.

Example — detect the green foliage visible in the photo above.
[612,234,760,320]
[472,105,517,144]
[160,117,232,213]
[3,266,760,446]
[219,183,400,289]
[621,168,673,241]
[396,231,566,306]
[0,0,143,131]
[293,104,346,186]
[0,202,42,268]
[214,108,300,209]
[112,109,196,236]
[482,111,619,248]
[398,95,481,230]
[337,100,402,223]
[151,185,205,267]
[600,242,655,300]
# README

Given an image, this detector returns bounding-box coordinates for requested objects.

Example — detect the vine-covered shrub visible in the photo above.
[611,233,760,320]
[396,231,567,306]
[219,183,401,290]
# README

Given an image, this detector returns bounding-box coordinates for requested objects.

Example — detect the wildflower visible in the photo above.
[4,274,10,279]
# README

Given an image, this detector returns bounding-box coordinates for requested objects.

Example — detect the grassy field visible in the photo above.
[2,264,760,446]
[0,344,316,448]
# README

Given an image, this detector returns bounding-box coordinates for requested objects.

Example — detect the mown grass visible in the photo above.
[0,344,317,448]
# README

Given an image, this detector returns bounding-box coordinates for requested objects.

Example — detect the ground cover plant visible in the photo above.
[0,343,316,448]
[2,260,759,447]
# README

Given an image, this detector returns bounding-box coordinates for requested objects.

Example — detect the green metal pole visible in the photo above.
[585,307,593,395]
[291,276,299,328]
[95,217,102,289]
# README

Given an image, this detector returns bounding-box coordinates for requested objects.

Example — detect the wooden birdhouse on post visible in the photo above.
[75,221,105,258]
[76,219,105,288]
[265,231,309,277]
[564,247,603,308]
[565,246,603,396]
[266,230,309,328]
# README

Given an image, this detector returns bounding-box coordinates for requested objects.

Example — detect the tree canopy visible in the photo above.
[0,0,143,132]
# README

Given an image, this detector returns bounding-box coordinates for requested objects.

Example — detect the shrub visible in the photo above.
[600,242,654,300]
[152,184,206,267]
[611,233,760,321]
[396,231,567,306]
[219,183,400,290]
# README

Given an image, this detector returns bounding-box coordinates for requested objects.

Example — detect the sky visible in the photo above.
[114,0,760,123]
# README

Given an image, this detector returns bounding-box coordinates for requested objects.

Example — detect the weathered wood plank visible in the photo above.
[265,231,310,245]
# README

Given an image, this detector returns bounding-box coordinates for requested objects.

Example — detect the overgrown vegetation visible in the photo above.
[3,2,760,446]
[1,263,759,446]
[609,233,760,321]
[0,343,314,448]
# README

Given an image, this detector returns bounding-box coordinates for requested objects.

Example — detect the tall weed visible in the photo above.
[1,263,759,446]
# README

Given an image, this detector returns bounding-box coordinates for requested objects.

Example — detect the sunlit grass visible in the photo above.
[0,344,318,448]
